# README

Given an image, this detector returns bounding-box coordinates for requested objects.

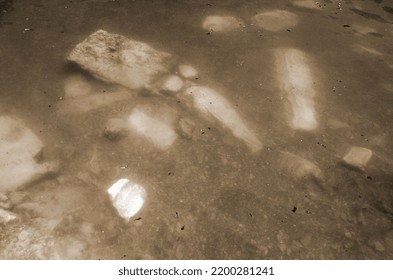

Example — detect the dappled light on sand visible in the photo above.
[1,0,393,260]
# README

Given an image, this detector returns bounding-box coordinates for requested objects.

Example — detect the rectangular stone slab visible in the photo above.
[68,30,174,90]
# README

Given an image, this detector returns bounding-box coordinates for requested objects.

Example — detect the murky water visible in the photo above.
[0,0,392,259]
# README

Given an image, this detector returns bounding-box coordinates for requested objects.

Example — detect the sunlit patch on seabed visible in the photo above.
[274,48,318,131]
[185,86,263,153]
[202,15,245,33]
[252,10,298,32]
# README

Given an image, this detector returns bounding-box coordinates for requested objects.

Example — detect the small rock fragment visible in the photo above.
[107,178,147,221]
[342,146,373,171]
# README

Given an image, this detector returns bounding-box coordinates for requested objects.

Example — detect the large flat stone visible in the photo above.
[68,30,174,90]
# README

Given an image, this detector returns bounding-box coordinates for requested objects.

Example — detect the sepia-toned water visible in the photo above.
[0,0,392,259]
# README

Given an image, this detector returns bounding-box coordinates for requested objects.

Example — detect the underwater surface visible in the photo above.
[0,0,392,259]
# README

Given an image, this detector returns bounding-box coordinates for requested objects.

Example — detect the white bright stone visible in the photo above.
[107,179,147,221]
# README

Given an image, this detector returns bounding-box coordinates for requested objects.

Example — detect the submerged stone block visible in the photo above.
[68,29,174,90]
[342,146,373,170]
[128,107,178,150]
[0,116,59,193]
